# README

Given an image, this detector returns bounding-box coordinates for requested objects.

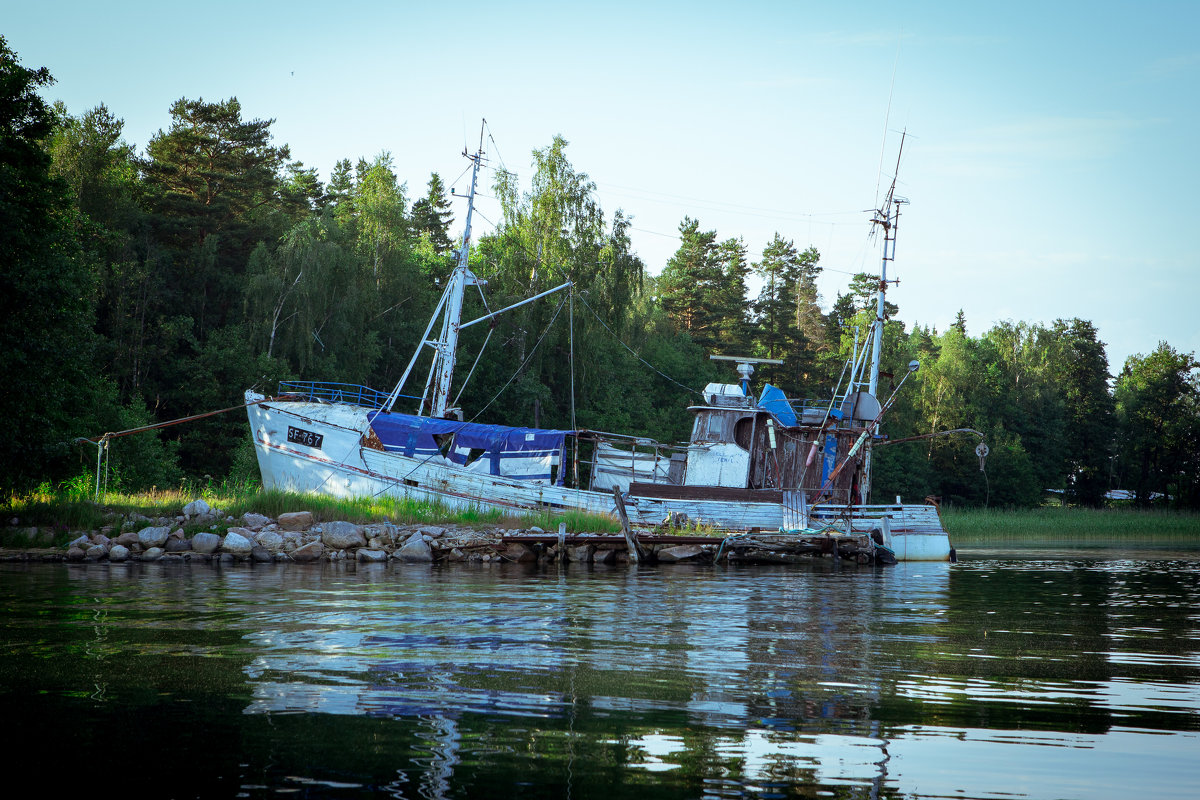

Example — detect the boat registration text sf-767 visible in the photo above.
[287,426,324,449]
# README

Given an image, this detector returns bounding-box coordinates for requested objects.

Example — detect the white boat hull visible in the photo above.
[246,393,953,561]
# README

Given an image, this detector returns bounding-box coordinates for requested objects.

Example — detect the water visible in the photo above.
[1,545,1197,799]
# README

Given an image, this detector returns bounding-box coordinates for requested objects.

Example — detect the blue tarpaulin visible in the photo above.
[366,411,571,484]
[757,383,799,427]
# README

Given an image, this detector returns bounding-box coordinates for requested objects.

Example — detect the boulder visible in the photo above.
[255,530,284,553]
[356,549,387,562]
[657,544,705,563]
[85,544,109,560]
[191,532,220,554]
[109,544,129,562]
[502,543,538,563]
[141,547,164,561]
[250,546,274,563]
[221,530,254,555]
[182,499,211,518]
[66,546,86,561]
[290,541,324,562]
[137,526,170,549]
[113,531,139,548]
[277,511,314,531]
[593,547,616,564]
[568,544,593,563]
[397,536,433,562]
[165,537,192,553]
[322,521,365,550]
[241,512,271,530]
[68,534,91,549]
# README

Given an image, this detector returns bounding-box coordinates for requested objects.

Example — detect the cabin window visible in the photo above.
[691,412,725,443]
[691,410,750,445]
[734,417,755,450]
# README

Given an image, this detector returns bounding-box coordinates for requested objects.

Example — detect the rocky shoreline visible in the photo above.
[3,499,718,566]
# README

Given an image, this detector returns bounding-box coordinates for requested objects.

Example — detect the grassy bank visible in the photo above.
[944,506,1200,544]
[2,482,622,548]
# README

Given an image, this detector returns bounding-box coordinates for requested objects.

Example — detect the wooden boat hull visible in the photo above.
[247,393,953,561]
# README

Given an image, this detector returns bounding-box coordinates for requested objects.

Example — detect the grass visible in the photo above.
[1,482,625,546]
[944,506,1200,545]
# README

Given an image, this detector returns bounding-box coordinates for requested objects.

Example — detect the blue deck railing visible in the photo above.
[278,381,405,409]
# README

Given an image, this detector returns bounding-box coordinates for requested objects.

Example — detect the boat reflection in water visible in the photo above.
[226,549,1200,798]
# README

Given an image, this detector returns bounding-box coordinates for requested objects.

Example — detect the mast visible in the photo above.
[428,124,485,418]
[868,134,906,398]
[380,120,572,419]
[863,135,907,501]
[380,122,487,418]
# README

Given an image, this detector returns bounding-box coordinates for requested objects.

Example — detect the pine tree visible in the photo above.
[410,172,454,253]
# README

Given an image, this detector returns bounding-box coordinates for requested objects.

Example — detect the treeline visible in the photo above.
[2,39,1197,507]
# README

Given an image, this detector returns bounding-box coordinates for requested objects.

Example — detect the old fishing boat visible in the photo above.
[246,132,959,561]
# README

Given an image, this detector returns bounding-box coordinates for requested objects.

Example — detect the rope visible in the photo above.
[74,398,268,444]
[468,294,568,422]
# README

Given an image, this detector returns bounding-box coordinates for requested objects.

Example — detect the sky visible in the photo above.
[6,0,1198,373]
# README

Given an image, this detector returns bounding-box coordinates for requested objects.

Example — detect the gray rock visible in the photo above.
[277,511,313,531]
[109,544,129,562]
[356,549,387,562]
[569,544,593,563]
[593,547,616,564]
[503,543,538,563]
[85,544,109,560]
[182,499,211,517]
[420,526,447,539]
[322,521,365,550]
[657,544,705,563]
[137,526,170,549]
[290,541,324,562]
[191,532,220,554]
[397,537,433,562]
[68,534,91,549]
[528,526,545,534]
[446,548,465,562]
[221,530,254,555]
[250,546,274,563]
[241,512,271,530]
[165,537,192,552]
[113,531,139,548]
[66,546,86,561]
[255,530,284,553]
[141,547,164,561]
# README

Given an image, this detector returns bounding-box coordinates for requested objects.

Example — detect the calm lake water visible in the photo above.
[2,544,1197,799]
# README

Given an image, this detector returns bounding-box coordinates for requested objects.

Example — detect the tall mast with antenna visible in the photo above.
[427,122,487,418]
[862,134,907,502]
[868,133,906,399]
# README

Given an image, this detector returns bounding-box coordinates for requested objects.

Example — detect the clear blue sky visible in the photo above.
[7,0,1197,372]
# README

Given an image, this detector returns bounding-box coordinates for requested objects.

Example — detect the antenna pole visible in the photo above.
[427,121,486,418]
[863,133,907,502]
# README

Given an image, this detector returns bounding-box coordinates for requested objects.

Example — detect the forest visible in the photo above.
[2,38,1198,509]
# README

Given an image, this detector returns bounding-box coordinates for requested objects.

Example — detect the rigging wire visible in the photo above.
[467,293,569,423]
[483,119,509,175]
[574,292,703,398]
[874,28,903,210]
